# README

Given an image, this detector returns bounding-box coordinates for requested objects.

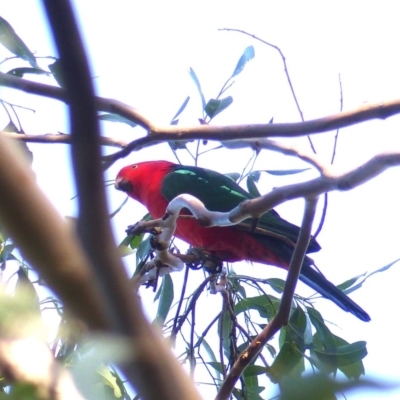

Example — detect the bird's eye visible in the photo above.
[131,165,138,169]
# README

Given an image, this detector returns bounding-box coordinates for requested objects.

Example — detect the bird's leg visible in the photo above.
[125,220,163,237]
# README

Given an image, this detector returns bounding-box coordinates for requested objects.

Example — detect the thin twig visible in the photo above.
[172,276,213,338]
[171,265,190,337]
[220,28,316,154]
[331,73,344,165]
[314,74,344,239]
[190,306,196,377]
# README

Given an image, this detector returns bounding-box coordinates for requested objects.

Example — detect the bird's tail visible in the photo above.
[299,262,370,322]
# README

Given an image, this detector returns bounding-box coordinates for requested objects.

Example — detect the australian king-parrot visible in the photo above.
[115,160,370,322]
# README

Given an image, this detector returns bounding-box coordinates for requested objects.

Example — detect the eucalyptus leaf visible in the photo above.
[314,341,367,368]
[342,258,400,295]
[232,45,255,77]
[246,175,261,198]
[48,59,65,87]
[170,96,190,123]
[0,16,38,68]
[153,274,174,326]
[224,172,240,182]
[7,67,49,78]
[307,307,336,350]
[189,67,206,110]
[268,341,304,382]
[263,168,310,176]
[205,96,233,119]
[98,113,137,128]
[235,294,280,320]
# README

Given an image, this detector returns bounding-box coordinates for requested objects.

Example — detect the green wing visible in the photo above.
[161,165,320,253]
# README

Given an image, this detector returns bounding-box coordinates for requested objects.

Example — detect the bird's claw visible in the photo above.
[185,248,223,274]
[126,221,162,236]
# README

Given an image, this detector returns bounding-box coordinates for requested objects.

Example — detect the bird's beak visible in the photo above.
[115,177,132,193]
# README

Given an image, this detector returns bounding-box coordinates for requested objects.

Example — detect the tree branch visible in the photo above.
[2,71,400,161]
[215,196,318,400]
[1,131,127,148]
[0,72,154,130]
[41,2,202,399]
[0,134,110,330]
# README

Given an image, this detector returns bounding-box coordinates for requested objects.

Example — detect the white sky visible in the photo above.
[1,1,400,399]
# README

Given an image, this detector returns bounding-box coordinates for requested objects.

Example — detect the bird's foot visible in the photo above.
[126,221,163,237]
[185,247,223,274]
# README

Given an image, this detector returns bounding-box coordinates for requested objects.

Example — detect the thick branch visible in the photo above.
[1,71,400,150]
[0,72,154,130]
[0,134,110,330]
[41,2,202,400]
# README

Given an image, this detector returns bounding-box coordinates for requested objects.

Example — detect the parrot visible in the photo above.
[115,160,370,322]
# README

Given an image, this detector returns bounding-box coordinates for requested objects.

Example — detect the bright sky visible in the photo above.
[1,1,400,399]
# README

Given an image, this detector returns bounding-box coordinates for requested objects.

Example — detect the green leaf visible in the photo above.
[7,67,49,78]
[243,365,267,377]
[170,96,190,123]
[98,113,137,128]
[224,172,240,182]
[205,96,233,119]
[314,341,367,368]
[119,233,143,251]
[264,278,286,294]
[153,274,174,326]
[307,307,336,350]
[200,338,221,381]
[220,309,232,358]
[189,67,206,110]
[207,361,223,374]
[0,16,39,68]
[48,59,65,87]
[268,341,304,382]
[278,373,386,400]
[249,171,261,183]
[329,335,365,378]
[235,294,280,320]
[136,235,152,264]
[232,45,255,77]
[232,386,265,400]
[336,273,366,292]
[262,168,310,176]
[71,337,130,400]
[342,258,400,295]
[246,175,261,198]
[339,359,365,379]
[287,307,307,351]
